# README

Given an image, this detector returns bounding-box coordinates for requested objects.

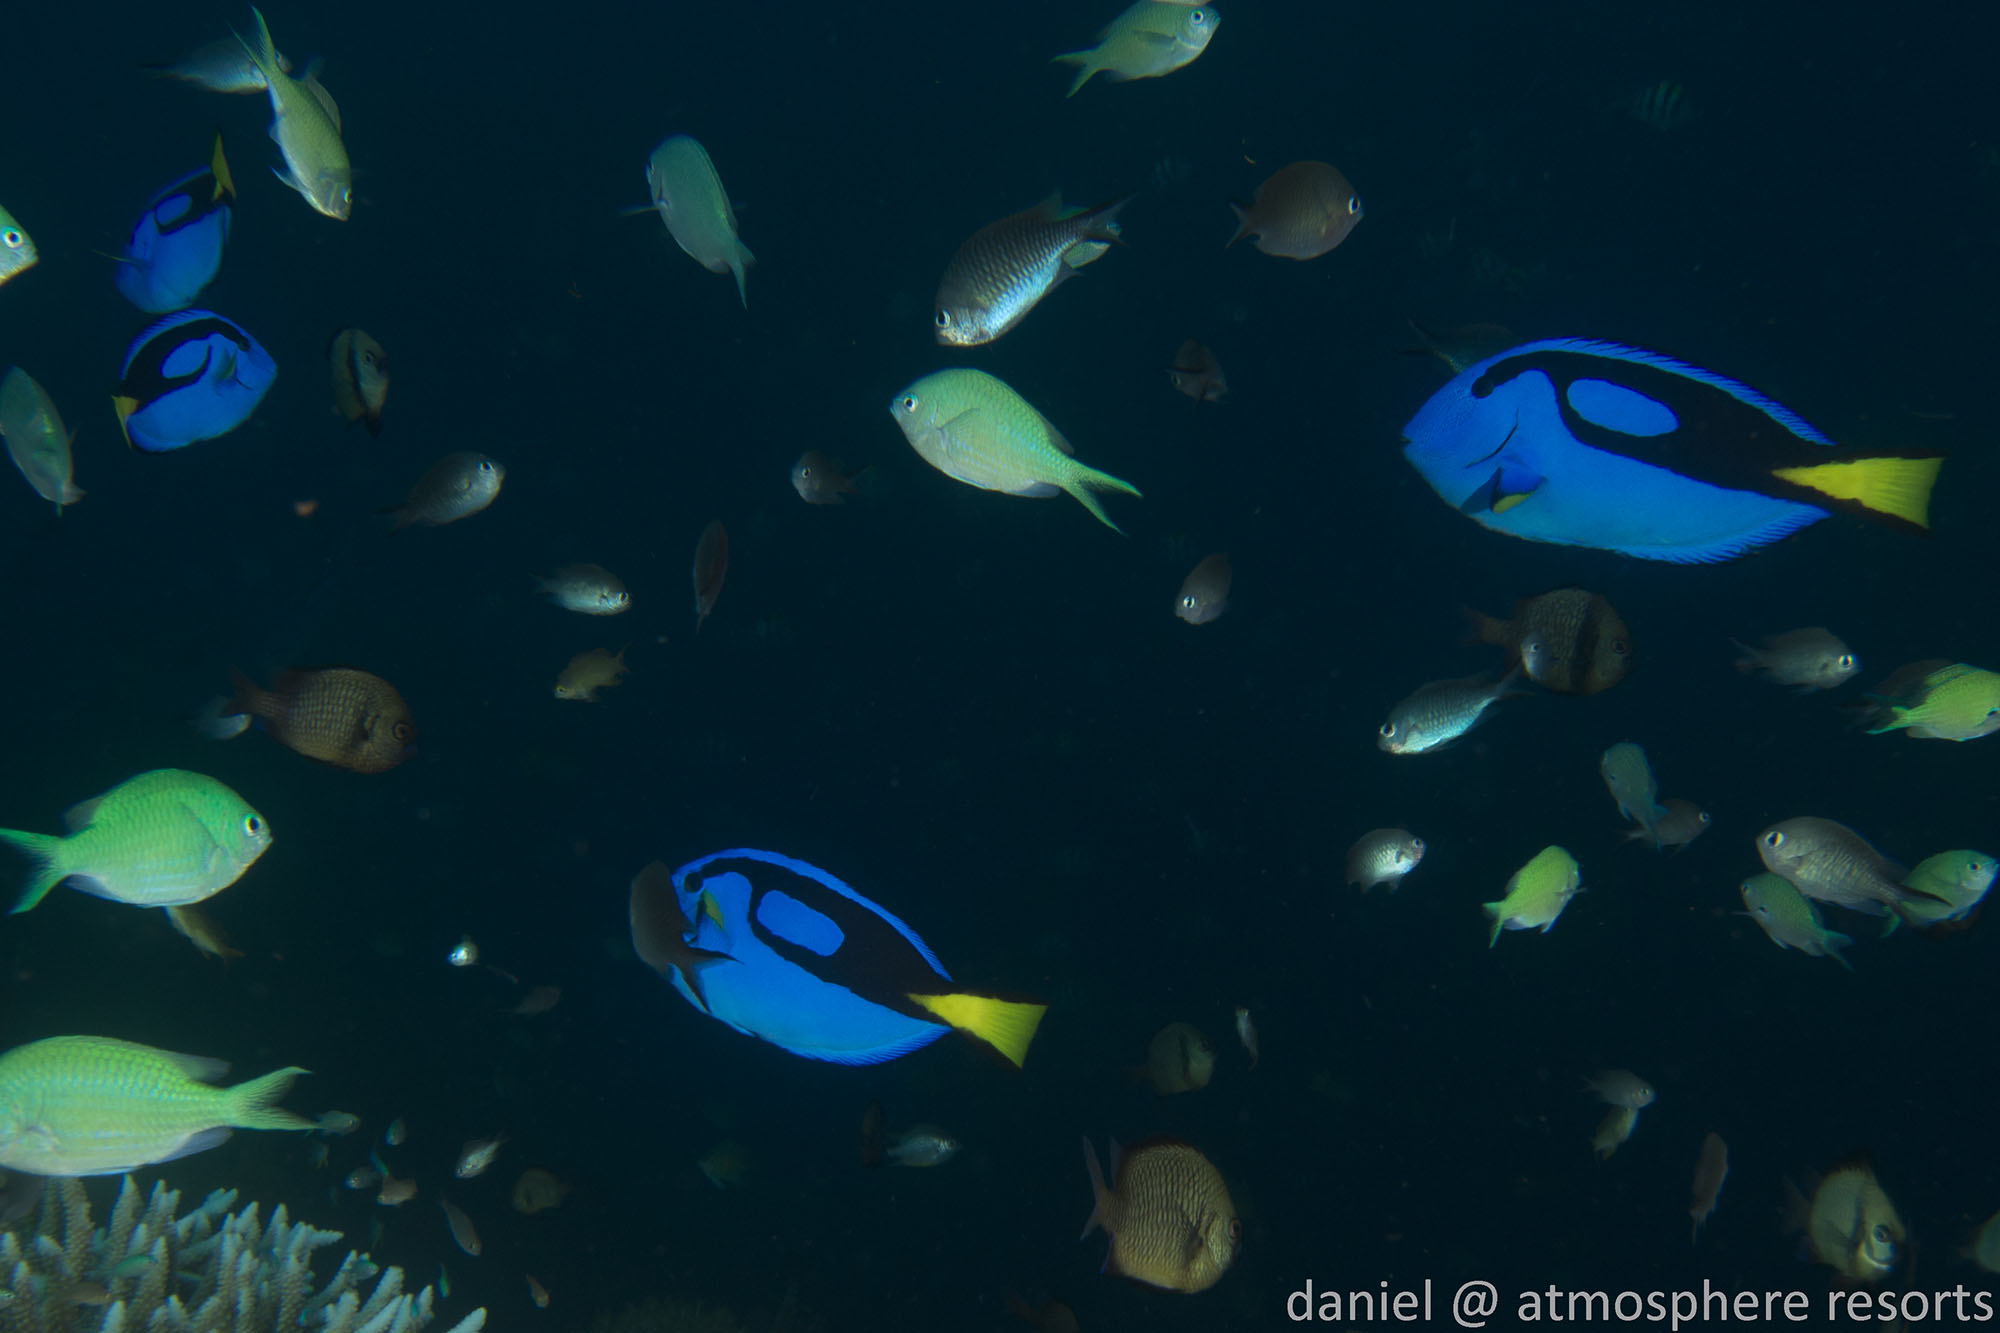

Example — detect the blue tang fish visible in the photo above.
[113,310,275,453]
[1401,338,1943,563]
[628,851,1046,1068]
[115,136,235,314]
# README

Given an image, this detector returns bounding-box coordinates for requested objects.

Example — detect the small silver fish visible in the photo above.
[455,1133,506,1179]
[1233,1006,1258,1069]
[383,1117,407,1146]
[1175,553,1231,625]
[886,1125,961,1167]
[192,695,252,740]
[1757,817,1922,916]
[313,1110,361,1136]
[536,563,630,616]
[934,193,1129,346]
[1622,798,1710,851]
[343,1166,381,1191]
[438,1198,481,1256]
[1731,628,1857,691]
[1377,672,1516,755]
[1585,1069,1655,1110]
[385,453,504,531]
[790,450,860,505]
[1345,828,1425,891]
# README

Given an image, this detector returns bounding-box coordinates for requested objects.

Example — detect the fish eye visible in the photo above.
[1762,830,1783,849]
[1698,811,1711,824]
[243,815,263,835]
[1611,638,1630,654]
[1837,654,1854,669]
[1410,838,1425,853]
[1180,594,1198,610]
[1346,196,1360,215]
[935,310,950,327]
[1378,722,1396,738]
[393,721,413,743]
[478,460,494,473]
[1,229,20,248]
[900,395,918,412]
[1190,9,1208,23]
[1227,1217,1242,1241]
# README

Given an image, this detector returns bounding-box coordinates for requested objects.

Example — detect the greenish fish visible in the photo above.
[645,134,755,307]
[1054,1,1221,98]
[1600,741,1668,842]
[1862,661,2000,741]
[1377,670,1517,755]
[1738,872,1852,969]
[0,367,83,513]
[888,368,1141,532]
[934,193,1131,346]
[1888,849,1996,931]
[0,769,271,914]
[236,6,352,220]
[0,205,36,288]
[0,1035,310,1176]
[1483,844,1581,945]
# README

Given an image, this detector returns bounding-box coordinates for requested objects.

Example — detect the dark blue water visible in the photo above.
[1,1,1995,1328]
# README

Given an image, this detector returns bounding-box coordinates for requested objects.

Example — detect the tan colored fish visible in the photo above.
[376,1173,417,1206]
[1467,587,1633,694]
[1802,1160,1905,1282]
[1600,742,1668,843]
[526,1275,550,1309]
[438,1198,481,1256]
[328,329,388,433]
[455,1132,506,1179]
[384,452,505,530]
[1346,828,1425,891]
[1378,671,1516,754]
[1055,2,1221,98]
[1592,1105,1638,1159]
[235,7,351,220]
[934,193,1129,345]
[1731,627,1856,690]
[226,667,415,773]
[1141,1022,1214,1095]
[1175,553,1230,624]
[1167,339,1227,402]
[1080,1136,1239,1293]
[1227,161,1363,260]
[555,648,628,701]
[645,135,754,306]
[0,368,82,513]
[511,1167,568,1214]
[1585,1069,1655,1110]
[1622,797,1710,851]
[889,368,1141,532]
[1690,1132,1728,1242]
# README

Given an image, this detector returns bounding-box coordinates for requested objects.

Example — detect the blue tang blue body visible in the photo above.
[115,137,235,314]
[627,850,1045,1068]
[113,310,276,453]
[1400,338,1942,563]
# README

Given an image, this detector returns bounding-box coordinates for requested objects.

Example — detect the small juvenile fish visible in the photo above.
[644,135,755,306]
[0,367,83,513]
[226,667,416,774]
[791,450,860,504]
[439,1198,481,1256]
[1055,2,1221,97]
[1175,553,1231,625]
[537,563,630,616]
[1227,162,1363,260]
[1377,672,1516,755]
[448,936,479,967]
[886,1125,961,1167]
[1731,627,1856,690]
[0,205,38,288]
[343,1166,380,1191]
[384,1117,407,1146]
[511,1167,566,1214]
[1737,872,1853,969]
[691,521,729,632]
[1345,828,1425,891]
[1592,1105,1639,1160]
[1690,1132,1729,1242]
[313,1110,361,1136]
[933,193,1129,346]
[235,7,351,220]
[376,1174,417,1207]
[456,1133,507,1179]
[1600,742,1669,844]
[526,1275,550,1309]
[1483,845,1582,945]
[1585,1069,1655,1110]
[1232,1006,1258,1069]
[1622,798,1710,851]
[1167,339,1227,403]
[329,329,388,434]
[384,453,505,531]
[1142,1022,1214,1095]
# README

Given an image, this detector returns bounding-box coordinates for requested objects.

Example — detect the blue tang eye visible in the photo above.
[1566,378,1678,436]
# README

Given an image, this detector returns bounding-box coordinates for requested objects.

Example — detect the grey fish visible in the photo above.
[384,452,504,531]
[1757,817,1931,917]
[934,194,1129,346]
[1377,670,1517,755]
[886,1125,961,1167]
[536,563,630,615]
[1175,553,1230,625]
[0,206,36,289]
[1621,797,1710,851]
[1731,628,1857,691]
[1345,828,1424,891]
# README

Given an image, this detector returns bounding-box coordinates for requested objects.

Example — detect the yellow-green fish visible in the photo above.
[1080,1135,1239,1293]
[235,6,352,220]
[1483,845,1581,945]
[1803,1160,1905,1283]
[1737,872,1852,969]
[1054,1,1221,98]
[888,369,1140,532]
[645,135,755,307]
[1862,661,2000,741]
[0,205,36,288]
[0,367,83,512]
[1600,741,1668,843]
[1889,850,1996,931]
[0,1035,310,1176]
[0,769,271,914]
[1591,1105,1638,1159]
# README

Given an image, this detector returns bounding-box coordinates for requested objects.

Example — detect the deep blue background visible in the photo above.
[1,1,1995,1328]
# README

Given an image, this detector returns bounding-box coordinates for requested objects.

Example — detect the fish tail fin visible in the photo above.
[1225,202,1252,248]
[210,133,236,202]
[1052,51,1097,97]
[227,1065,315,1131]
[1481,902,1505,947]
[905,991,1046,1069]
[1461,606,1511,648]
[1769,455,1942,530]
[224,667,268,720]
[1827,932,1856,971]
[1079,1135,1109,1239]
[1063,464,1142,534]
[0,830,68,915]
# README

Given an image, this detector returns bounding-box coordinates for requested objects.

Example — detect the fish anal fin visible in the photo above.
[906,991,1046,1068]
[157,1127,233,1163]
[1769,456,1941,530]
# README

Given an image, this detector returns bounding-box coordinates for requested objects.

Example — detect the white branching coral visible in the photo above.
[0,1174,486,1333]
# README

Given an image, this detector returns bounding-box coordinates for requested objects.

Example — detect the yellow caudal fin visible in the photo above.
[227,1065,315,1131]
[1771,455,1942,529]
[210,134,236,202]
[906,991,1047,1068]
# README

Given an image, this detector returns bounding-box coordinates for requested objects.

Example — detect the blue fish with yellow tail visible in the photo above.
[1400,339,1943,563]
[113,310,275,453]
[116,136,235,313]
[628,851,1047,1068]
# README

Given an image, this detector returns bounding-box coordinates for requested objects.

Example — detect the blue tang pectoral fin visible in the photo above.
[1459,462,1544,515]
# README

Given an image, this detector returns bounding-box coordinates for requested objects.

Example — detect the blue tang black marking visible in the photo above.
[115,136,235,314]
[1400,338,1943,563]
[627,850,1046,1067]
[113,310,275,453]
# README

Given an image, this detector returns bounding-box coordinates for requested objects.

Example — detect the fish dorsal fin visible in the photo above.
[303,73,341,130]
[62,796,105,831]
[1031,191,1065,221]
[158,1048,232,1083]
[209,133,236,201]
[1046,421,1076,457]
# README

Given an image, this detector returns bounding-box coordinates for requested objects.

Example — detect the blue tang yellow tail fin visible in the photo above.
[905,991,1046,1068]
[1769,456,1940,530]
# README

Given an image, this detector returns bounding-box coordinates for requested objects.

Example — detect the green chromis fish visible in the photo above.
[645,135,755,307]
[1738,872,1853,969]
[1483,845,1581,945]
[0,367,83,513]
[236,6,352,220]
[888,369,1140,532]
[934,193,1130,346]
[1376,670,1517,755]
[1054,1,1221,98]
[0,769,271,914]
[0,1035,311,1176]
[1600,742,1668,842]
[0,206,36,288]
[1862,661,2000,741]
[1889,850,1996,931]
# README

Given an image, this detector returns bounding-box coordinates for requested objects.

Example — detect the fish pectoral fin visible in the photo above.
[1459,465,1543,515]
